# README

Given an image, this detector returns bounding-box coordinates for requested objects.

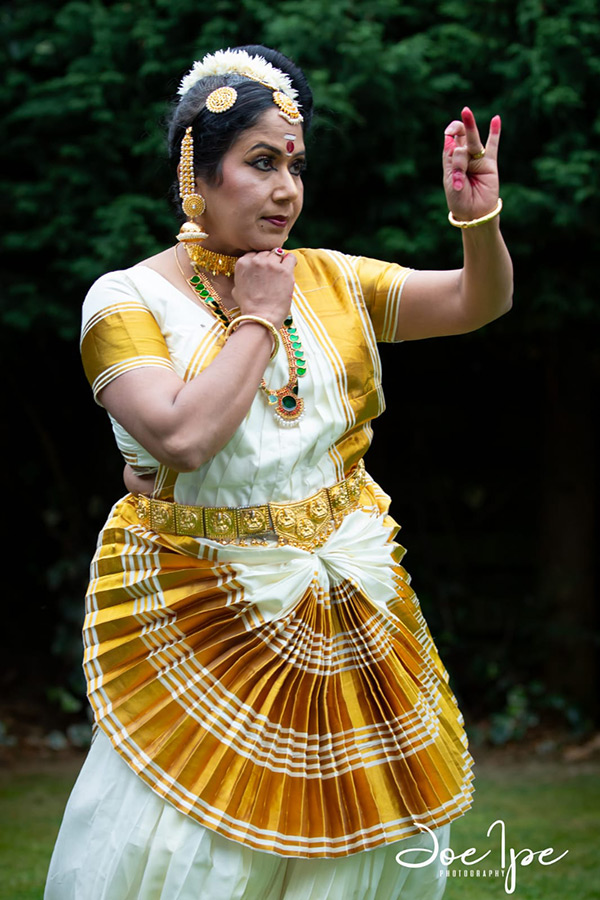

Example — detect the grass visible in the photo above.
[0,752,598,899]
[443,755,600,899]
[0,757,82,900]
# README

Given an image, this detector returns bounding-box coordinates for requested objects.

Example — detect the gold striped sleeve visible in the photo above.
[352,255,414,342]
[81,302,174,404]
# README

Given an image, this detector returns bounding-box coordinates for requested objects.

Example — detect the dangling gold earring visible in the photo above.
[176,125,209,247]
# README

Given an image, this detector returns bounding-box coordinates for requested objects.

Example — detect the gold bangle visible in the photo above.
[225,315,280,359]
[448,198,503,229]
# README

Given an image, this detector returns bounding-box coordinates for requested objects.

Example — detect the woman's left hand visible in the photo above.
[443,107,501,222]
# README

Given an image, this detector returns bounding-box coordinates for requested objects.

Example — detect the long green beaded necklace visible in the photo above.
[185,262,307,425]
[261,315,306,424]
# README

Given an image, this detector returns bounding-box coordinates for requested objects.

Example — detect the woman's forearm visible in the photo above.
[458,217,513,329]
[164,323,274,467]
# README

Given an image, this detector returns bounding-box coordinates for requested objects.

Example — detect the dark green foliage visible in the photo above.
[1,0,598,729]
[3,0,600,332]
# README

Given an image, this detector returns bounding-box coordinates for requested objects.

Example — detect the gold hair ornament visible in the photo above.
[178,49,299,100]
[206,86,238,113]
[272,91,303,125]
[179,48,303,126]
[176,125,209,245]
[448,198,503,229]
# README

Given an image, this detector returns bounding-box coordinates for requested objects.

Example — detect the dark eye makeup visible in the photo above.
[249,155,307,175]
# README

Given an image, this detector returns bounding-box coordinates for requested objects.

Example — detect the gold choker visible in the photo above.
[184,243,240,277]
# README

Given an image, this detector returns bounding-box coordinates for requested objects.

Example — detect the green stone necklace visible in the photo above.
[261,314,306,425]
[187,265,306,425]
[188,273,232,327]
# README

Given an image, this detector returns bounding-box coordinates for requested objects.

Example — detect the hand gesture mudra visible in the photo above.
[443,107,501,223]
[232,249,297,331]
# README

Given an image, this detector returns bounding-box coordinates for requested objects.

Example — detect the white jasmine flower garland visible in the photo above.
[178,49,299,101]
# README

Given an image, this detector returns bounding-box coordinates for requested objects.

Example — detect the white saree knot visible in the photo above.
[214,509,399,624]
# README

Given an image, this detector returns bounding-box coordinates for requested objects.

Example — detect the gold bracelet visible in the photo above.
[225,315,280,359]
[448,198,503,229]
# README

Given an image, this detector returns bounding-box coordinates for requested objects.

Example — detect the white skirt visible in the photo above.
[45,730,450,900]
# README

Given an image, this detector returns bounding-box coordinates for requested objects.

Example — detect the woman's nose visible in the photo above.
[273,168,300,201]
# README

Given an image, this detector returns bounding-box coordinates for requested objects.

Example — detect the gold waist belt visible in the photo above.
[135,461,366,551]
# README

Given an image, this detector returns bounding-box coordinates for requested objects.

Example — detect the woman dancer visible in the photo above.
[46,44,512,900]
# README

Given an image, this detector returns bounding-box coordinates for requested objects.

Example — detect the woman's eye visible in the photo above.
[252,157,275,171]
[291,160,307,176]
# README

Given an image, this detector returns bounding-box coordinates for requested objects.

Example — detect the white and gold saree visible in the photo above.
[47,249,472,898]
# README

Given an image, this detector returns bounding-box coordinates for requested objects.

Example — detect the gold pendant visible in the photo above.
[265,388,304,425]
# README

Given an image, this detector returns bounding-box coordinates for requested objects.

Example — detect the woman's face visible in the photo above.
[195,106,306,256]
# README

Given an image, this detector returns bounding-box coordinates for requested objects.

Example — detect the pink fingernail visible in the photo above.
[491,115,501,134]
[462,107,475,127]
[453,173,464,190]
[444,135,455,152]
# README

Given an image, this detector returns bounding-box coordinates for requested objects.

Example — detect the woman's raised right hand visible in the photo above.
[232,249,297,330]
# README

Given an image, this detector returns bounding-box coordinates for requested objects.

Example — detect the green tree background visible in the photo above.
[1,0,598,744]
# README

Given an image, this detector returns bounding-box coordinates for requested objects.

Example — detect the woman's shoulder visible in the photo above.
[81,264,172,345]
[293,247,407,272]
[292,247,362,284]
[85,261,164,295]
[293,248,410,287]
[293,247,356,267]
[83,261,173,314]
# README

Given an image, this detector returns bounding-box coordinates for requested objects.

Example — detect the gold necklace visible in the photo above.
[260,315,305,425]
[175,246,237,322]
[183,242,239,277]
[173,247,306,424]
[190,265,235,326]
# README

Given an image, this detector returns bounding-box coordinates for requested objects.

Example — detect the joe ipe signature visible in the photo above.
[395,819,569,894]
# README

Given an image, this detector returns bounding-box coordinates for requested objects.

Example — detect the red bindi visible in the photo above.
[284,133,296,156]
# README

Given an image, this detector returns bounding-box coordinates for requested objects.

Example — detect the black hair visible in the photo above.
[167,45,313,202]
